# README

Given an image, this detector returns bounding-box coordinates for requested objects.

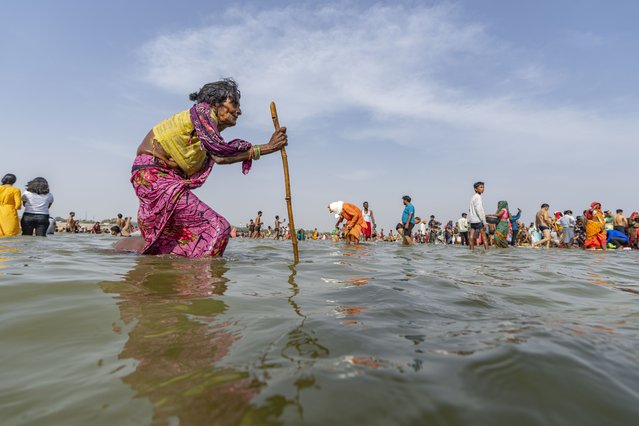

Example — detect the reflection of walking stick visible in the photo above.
[270,101,299,264]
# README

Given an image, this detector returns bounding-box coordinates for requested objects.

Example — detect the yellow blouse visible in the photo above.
[152,108,218,177]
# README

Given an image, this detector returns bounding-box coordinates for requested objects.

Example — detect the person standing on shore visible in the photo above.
[532,204,553,248]
[361,201,375,241]
[469,182,487,251]
[457,212,469,246]
[401,195,415,245]
[0,174,22,237]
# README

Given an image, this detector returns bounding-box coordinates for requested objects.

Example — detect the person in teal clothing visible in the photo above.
[401,195,415,245]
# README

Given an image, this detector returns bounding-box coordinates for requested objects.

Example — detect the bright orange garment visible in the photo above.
[0,184,22,237]
[341,203,368,240]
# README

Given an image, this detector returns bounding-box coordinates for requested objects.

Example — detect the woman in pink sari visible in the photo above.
[117,79,288,257]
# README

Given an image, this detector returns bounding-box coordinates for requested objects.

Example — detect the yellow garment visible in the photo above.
[0,184,22,237]
[585,220,603,239]
[152,108,218,177]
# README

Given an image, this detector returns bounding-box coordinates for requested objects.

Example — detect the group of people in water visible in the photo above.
[325,182,639,251]
[2,79,637,256]
[0,174,54,237]
[0,172,136,238]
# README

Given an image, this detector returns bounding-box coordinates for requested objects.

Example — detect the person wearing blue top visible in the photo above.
[606,229,628,249]
[509,208,522,246]
[401,195,415,245]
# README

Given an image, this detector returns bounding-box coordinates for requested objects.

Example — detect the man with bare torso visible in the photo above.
[274,215,281,239]
[252,211,262,238]
[533,203,553,248]
[613,209,628,234]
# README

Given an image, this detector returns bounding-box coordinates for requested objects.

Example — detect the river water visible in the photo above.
[1,235,638,425]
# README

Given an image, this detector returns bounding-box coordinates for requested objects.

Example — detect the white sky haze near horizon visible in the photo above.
[1,0,637,231]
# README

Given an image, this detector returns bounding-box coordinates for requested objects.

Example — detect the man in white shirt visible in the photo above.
[469,181,487,250]
[457,213,469,246]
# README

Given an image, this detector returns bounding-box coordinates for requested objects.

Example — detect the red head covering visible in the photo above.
[590,201,601,209]
[554,211,562,219]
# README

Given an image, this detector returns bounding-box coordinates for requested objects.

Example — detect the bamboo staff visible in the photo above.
[270,101,299,263]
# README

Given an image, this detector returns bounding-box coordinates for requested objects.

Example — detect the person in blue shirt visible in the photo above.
[401,195,415,245]
[606,229,628,249]
[509,208,522,246]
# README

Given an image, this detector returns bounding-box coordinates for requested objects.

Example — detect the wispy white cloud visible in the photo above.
[139,3,636,151]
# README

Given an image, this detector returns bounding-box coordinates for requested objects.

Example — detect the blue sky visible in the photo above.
[1,1,637,231]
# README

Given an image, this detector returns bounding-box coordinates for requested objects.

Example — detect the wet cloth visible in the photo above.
[0,184,22,237]
[132,154,231,257]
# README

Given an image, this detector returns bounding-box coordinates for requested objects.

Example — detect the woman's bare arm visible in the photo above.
[213,128,287,165]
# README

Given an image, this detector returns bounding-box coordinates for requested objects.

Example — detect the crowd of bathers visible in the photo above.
[318,182,639,251]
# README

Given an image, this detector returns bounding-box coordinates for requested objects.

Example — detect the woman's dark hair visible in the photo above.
[189,78,240,106]
[2,173,16,185]
[26,177,50,195]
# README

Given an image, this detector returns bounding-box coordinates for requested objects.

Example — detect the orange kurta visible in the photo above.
[0,184,22,237]
[341,203,368,239]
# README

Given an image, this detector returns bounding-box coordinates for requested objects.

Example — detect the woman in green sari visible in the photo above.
[494,200,510,248]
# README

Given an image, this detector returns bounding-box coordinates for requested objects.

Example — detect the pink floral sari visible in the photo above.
[131,155,230,257]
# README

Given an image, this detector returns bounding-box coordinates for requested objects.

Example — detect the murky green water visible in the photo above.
[1,235,639,425]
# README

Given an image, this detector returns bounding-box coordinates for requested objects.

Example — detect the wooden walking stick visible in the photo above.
[270,101,299,263]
